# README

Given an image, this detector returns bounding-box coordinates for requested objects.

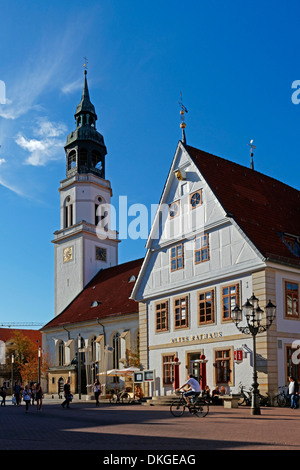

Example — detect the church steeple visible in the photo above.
[64,70,107,179]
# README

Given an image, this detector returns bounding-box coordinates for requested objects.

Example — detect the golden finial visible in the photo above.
[178,92,188,144]
[83,56,88,74]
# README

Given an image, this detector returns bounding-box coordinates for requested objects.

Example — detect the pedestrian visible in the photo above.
[23,384,32,413]
[31,382,36,405]
[13,382,21,406]
[61,378,72,409]
[94,379,101,406]
[288,376,299,409]
[0,384,7,406]
[36,382,44,411]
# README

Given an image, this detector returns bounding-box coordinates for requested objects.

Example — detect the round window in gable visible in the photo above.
[190,190,202,209]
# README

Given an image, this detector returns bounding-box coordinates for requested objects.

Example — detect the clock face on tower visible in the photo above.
[63,246,73,263]
[95,246,107,262]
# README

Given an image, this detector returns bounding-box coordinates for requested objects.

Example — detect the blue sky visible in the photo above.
[0,0,299,327]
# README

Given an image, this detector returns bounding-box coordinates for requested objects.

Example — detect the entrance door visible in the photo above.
[188,353,202,381]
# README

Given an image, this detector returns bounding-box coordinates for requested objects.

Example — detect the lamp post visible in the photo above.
[78,334,81,400]
[232,294,276,415]
[11,354,14,397]
[38,346,41,384]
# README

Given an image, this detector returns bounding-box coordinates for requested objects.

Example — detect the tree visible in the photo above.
[5,331,52,384]
[125,347,140,368]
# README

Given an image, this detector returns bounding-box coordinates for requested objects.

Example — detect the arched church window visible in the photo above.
[79,148,88,167]
[91,150,101,169]
[58,341,65,366]
[67,150,77,172]
[112,333,121,370]
[91,336,97,363]
[64,196,73,229]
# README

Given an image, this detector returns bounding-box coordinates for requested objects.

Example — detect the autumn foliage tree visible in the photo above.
[5,331,52,384]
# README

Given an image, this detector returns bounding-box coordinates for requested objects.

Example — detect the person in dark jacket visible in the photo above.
[61,378,72,409]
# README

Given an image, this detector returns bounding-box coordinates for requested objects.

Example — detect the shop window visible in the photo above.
[170,244,184,272]
[195,234,209,264]
[285,282,299,318]
[163,355,175,385]
[155,301,169,332]
[222,283,239,321]
[174,296,188,328]
[199,290,215,324]
[215,349,231,384]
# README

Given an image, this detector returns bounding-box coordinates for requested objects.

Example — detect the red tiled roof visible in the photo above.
[42,258,143,329]
[0,328,42,346]
[186,145,300,267]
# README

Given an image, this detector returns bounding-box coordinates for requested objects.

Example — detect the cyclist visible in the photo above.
[176,373,201,406]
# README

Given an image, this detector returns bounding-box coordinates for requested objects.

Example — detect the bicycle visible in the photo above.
[273,386,290,407]
[238,383,252,406]
[170,391,209,417]
[109,390,132,404]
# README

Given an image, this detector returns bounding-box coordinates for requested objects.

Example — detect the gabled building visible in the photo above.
[41,258,142,396]
[131,139,300,397]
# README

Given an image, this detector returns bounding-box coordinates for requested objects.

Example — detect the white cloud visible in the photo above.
[0,176,25,197]
[0,158,6,165]
[15,118,66,166]
[61,78,83,95]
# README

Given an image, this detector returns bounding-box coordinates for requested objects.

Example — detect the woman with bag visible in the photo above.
[23,385,32,413]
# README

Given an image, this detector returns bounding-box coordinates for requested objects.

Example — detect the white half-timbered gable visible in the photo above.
[132,140,300,398]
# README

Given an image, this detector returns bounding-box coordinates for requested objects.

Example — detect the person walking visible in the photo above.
[14,382,21,406]
[94,379,101,406]
[31,383,36,406]
[288,376,299,409]
[61,378,72,409]
[0,384,7,406]
[35,383,44,411]
[23,385,32,413]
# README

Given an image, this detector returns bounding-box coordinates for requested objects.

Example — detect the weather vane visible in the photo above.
[83,56,88,72]
[247,139,256,170]
[178,92,188,144]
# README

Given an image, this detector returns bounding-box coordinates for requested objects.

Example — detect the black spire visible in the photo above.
[64,70,107,178]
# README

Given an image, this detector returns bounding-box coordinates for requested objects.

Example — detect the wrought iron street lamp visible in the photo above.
[78,334,81,400]
[38,346,41,384]
[11,354,14,397]
[232,294,276,415]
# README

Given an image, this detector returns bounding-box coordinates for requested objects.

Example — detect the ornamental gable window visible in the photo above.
[190,190,202,209]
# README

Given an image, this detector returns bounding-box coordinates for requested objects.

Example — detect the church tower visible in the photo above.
[52,71,119,316]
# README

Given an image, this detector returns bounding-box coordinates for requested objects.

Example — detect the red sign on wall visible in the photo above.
[234,349,243,362]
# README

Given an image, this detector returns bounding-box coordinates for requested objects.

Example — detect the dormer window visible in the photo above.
[281,233,300,257]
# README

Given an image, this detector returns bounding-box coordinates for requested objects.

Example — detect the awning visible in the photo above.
[97,366,140,376]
